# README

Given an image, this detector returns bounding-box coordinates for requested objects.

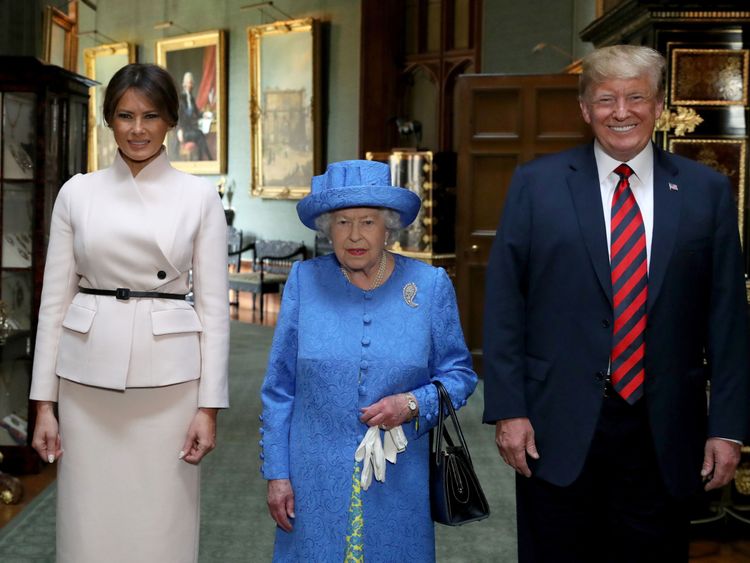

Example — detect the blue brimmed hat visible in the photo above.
[296,160,421,230]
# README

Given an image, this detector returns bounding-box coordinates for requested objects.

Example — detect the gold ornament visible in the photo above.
[655,106,704,137]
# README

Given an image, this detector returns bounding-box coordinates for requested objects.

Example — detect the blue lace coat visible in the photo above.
[260,253,477,562]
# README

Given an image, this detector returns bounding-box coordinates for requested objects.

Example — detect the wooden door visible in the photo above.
[455,74,592,373]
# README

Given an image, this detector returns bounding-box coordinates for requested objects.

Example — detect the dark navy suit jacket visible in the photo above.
[483,142,750,497]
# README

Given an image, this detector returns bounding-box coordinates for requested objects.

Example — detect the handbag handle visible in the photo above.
[432,380,473,466]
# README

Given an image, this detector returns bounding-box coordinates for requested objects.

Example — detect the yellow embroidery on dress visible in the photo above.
[344,463,364,562]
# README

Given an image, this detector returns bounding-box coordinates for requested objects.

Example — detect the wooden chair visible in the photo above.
[228,239,307,321]
[314,232,333,257]
[227,227,250,272]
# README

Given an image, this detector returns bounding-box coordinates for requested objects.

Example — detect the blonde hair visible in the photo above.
[579,45,665,99]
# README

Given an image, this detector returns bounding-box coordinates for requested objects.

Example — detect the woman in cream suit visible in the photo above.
[29,64,229,563]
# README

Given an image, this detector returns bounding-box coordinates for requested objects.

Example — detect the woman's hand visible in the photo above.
[360,393,415,429]
[267,479,295,532]
[179,408,218,464]
[32,401,63,463]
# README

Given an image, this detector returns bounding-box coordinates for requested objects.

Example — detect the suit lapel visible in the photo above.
[647,145,681,312]
[567,145,613,306]
[108,151,181,283]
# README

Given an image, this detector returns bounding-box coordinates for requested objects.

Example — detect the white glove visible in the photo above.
[383,426,408,464]
[355,426,385,490]
[354,426,409,490]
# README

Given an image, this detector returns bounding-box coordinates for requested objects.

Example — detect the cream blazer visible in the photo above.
[29,150,229,407]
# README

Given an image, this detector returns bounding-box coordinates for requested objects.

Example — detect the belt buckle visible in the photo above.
[115,288,131,300]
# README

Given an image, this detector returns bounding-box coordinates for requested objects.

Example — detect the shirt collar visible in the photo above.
[594,140,653,186]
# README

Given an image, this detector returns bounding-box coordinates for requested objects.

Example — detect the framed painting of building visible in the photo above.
[83,42,136,171]
[248,18,321,198]
[156,30,227,174]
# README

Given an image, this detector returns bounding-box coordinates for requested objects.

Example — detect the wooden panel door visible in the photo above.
[455,74,592,372]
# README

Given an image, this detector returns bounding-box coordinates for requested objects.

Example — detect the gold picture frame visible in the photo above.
[83,42,136,171]
[671,48,749,106]
[156,30,227,174]
[43,5,77,72]
[668,138,746,242]
[248,18,321,199]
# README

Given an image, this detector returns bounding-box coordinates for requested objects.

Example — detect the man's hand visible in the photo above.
[495,417,539,477]
[701,437,741,491]
[267,479,295,532]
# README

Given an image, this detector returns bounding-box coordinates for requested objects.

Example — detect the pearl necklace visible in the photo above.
[341,251,388,290]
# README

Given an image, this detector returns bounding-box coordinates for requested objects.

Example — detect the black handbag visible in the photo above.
[429,380,490,526]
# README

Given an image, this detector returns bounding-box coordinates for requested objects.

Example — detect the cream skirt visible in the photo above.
[57,378,200,563]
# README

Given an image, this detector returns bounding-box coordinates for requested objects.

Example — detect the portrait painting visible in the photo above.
[248,18,321,198]
[156,30,226,174]
[84,42,136,171]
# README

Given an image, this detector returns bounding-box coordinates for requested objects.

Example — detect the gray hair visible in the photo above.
[315,208,403,244]
[579,45,665,99]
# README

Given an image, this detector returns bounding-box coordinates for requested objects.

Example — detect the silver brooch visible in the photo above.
[403,282,419,308]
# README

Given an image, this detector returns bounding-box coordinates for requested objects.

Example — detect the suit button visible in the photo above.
[602,319,610,328]
[157,270,167,280]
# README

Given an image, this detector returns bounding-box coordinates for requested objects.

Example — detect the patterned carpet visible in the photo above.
[0,321,516,562]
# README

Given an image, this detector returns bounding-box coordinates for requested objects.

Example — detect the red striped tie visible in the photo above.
[610,164,646,404]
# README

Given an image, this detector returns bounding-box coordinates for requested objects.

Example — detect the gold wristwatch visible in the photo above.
[405,393,418,419]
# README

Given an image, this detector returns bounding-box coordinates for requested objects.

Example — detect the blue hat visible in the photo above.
[296,160,421,230]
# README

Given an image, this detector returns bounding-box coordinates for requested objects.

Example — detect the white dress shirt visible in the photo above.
[595,140,654,270]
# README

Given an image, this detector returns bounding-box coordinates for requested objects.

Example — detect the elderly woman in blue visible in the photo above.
[260,160,477,562]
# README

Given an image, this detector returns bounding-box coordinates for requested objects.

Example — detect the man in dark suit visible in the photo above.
[176,71,212,160]
[483,45,749,562]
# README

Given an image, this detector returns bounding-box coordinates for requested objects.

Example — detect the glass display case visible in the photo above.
[0,57,93,473]
[366,150,457,276]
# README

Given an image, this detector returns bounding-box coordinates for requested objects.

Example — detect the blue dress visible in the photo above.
[260,253,477,562]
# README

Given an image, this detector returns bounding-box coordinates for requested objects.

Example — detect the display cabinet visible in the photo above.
[366,150,457,276]
[0,57,93,473]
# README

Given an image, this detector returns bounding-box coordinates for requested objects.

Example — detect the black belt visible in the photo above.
[78,287,187,301]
